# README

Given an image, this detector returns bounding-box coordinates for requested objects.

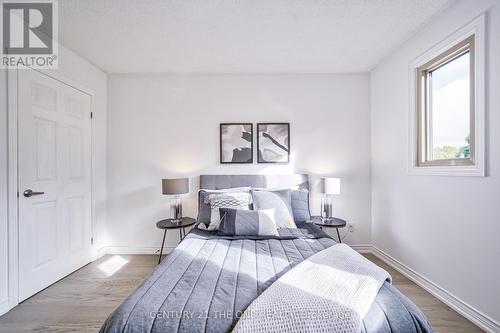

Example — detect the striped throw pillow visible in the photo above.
[205,192,253,231]
[218,208,279,237]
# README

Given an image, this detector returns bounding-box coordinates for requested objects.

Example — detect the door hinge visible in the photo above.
[91,237,94,245]
[90,112,93,119]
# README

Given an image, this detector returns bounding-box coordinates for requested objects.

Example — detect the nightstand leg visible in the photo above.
[336,228,342,243]
[179,228,183,241]
[158,229,167,264]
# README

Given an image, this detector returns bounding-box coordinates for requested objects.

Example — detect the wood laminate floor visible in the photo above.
[0,254,483,333]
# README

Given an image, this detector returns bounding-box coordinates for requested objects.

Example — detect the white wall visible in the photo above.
[371,0,500,326]
[106,74,371,251]
[0,69,8,313]
[0,45,107,315]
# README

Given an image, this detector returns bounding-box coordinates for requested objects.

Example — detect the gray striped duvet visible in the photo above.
[100,224,432,333]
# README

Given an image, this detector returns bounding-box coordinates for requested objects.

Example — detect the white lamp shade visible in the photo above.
[323,177,341,195]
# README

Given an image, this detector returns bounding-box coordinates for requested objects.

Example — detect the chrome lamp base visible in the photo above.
[321,194,334,221]
[170,195,183,223]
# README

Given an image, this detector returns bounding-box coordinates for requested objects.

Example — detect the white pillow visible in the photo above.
[206,192,253,231]
[257,209,280,236]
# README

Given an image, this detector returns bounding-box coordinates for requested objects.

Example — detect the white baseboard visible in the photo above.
[0,298,10,317]
[97,246,175,258]
[349,244,372,253]
[371,246,500,333]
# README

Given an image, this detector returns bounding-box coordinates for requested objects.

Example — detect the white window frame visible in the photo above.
[408,14,485,176]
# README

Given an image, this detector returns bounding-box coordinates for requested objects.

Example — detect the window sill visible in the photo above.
[408,164,485,177]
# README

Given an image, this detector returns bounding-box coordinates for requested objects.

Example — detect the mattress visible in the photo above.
[100,224,432,333]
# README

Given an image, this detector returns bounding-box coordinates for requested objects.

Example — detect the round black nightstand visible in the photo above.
[311,216,347,243]
[156,217,196,264]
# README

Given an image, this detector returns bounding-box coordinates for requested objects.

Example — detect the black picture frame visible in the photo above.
[257,123,290,163]
[220,123,254,164]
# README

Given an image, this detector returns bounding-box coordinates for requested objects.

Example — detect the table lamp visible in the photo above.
[321,177,340,221]
[162,178,189,222]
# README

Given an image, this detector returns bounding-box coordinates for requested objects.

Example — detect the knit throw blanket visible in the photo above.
[233,244,392,333]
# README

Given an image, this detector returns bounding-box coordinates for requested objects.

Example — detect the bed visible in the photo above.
[100,175,432,333]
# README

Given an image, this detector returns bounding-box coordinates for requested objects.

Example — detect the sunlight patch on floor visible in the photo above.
[97,255,129,277]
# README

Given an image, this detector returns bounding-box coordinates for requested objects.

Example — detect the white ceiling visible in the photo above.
[59,0,454,74]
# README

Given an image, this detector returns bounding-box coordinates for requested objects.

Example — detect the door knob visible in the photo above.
[23,189,45,197]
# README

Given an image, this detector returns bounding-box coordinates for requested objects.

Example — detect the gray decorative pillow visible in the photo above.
[291,189,311,222]
[218,208,279,236]
[206,192,253,231]
[251,189,296,229]
[197,187,251,225]
[252,188,311,223]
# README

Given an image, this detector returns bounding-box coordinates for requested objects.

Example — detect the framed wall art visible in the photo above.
[257,123,290,163]
[220,123,253,164]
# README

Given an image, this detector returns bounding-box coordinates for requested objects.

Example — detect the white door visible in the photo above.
[18,69,93,301]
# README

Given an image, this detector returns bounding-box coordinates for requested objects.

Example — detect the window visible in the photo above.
[409,15,485,176]
[416,36,474,167]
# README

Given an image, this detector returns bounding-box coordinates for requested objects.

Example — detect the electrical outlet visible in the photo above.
[348,223,355,233]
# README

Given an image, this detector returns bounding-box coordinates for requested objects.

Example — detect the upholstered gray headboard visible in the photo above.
[200,174,309,190]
